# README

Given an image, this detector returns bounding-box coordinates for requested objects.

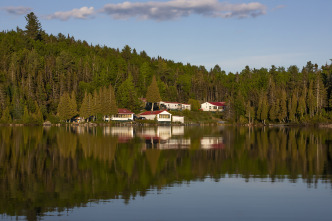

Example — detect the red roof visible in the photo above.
[140,110,170,115]
[208,102,226,107]
[118,108,134,114]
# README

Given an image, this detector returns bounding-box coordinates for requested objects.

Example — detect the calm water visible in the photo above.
[0,125,332,221]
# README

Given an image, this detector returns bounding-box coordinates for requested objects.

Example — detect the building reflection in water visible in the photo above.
[200,137,224,149]
[139,126,189,150]
[109,126,134,143]
[68,125,224,150]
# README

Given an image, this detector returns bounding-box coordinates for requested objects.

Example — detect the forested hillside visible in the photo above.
[0,13,332,124]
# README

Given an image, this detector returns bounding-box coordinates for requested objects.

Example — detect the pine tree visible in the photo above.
[268,80,276,121]
[117,73,140,112]
[314,72,326,115]
[245,101,255,124]
[0,84,6,116]
[297,88,307,119]
[278,90,287,122]
[146,75,161,111]
[93,89,102,120]
[307,81,316,118]
[269,102,276,122]
[0,107,12,123]
[25,12,42,40]
[70,91,78,118]
[57,92,72,122]
[103,86,111,116]
[109,84,118,116]
[22,105,31,124]
[80,92,89,119]
[33,101,44,124]
[260,95,268,124]
[288,92,297,122]
[87,93,93,118]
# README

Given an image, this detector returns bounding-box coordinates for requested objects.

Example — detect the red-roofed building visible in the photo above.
[201,102,226,112]
[159,101,191,111]
[111,108,134,121]
[139,110,172,122]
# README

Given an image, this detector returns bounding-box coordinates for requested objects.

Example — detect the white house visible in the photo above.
[182,103,191,110]
[111,108,134,121]
[139,110,172,122]
[159,101,191,111]
[200,102,226,112]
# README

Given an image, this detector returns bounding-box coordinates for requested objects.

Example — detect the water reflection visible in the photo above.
[0,126,332,220]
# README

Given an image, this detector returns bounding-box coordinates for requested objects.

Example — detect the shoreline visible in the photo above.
[1,122,332,128]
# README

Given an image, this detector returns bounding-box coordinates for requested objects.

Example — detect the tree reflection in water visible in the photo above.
[0,125,331,220]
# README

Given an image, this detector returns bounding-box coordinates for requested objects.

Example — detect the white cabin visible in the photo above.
[200,102,226,112]
[139,110,172,122]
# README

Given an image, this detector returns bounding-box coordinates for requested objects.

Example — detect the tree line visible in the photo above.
[0,12,332,124]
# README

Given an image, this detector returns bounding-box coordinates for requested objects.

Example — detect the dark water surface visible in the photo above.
[0,126,332,220]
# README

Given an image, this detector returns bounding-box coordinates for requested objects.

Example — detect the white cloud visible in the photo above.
[101,0,267,21]
[46,7,95,21]
[2,6,31,15]
[44,1,267,21]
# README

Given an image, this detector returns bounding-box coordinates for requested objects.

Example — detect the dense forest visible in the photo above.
[0,13,332,124]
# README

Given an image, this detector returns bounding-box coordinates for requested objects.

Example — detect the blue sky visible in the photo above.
[1,0,331,73]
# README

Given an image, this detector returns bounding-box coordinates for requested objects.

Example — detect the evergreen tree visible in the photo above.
[92,90,102,120]
[314,72,326,114]
[22,105,31,124]
[269,102,276,122]
[57,92,72,122]
[117,73,140,112]
[25,12,42,40]
[245,101,255,124]
[33,101,44,124]
[109,84,118,116]
[87,93,93,118]
[146,75,161,111]
[278,90,287,122]
[297,88,307,119]
[259,95,268,124]
[0,84,6,116]
[288,92,297,122]
[307,81,316,118]
[70,91,78,118]
[0,107,12,123]
[80,92,89,120]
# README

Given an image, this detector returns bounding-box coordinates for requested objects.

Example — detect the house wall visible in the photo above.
[201,102,224,112]
[158,113,172,122]
[172,116,184,123]
[201,102,213,111]
[111,114,134,121]
[182,104,191,111]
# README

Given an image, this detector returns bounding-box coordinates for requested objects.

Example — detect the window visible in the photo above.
[115,114,131,118]
[159,114,170,119]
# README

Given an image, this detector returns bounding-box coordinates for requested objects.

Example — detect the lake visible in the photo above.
[0,125,332,221]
